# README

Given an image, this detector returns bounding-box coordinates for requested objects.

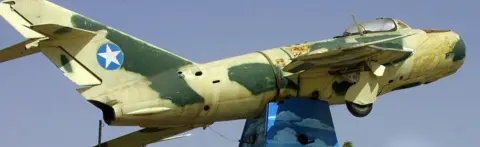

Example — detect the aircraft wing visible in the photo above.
[94,126,196,147]
[283,32,418,74]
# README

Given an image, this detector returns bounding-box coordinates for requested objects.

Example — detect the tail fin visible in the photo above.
[0,0,194,87]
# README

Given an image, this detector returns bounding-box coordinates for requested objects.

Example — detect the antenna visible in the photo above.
[351,14,364,36]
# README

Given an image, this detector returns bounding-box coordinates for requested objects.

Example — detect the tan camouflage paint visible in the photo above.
[0,0,465,145]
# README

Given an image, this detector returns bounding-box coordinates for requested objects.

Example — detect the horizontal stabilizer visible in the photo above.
[29,24,97,40]
[0,24,97,63]
[0,38,46,63]
[94,126,196,147]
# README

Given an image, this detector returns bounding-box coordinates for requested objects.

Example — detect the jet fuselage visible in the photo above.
[104,26,465,128]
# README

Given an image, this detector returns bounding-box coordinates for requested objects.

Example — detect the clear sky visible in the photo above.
[0,0,477,147]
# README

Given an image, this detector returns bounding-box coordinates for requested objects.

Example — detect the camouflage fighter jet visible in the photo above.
[0,0,465,146]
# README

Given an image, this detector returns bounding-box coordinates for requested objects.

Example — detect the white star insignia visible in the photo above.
[98,44,121,68]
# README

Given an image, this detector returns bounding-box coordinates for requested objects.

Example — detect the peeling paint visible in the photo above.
[288,44,312,57]
[275,58,286,67]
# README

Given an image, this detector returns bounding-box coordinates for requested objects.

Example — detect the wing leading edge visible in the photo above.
[94,126,197,147]
[283,31,418,73]
[282,31,419,106]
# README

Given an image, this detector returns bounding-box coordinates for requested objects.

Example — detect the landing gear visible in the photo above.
[341,71,379,118]
[346,101,372,117]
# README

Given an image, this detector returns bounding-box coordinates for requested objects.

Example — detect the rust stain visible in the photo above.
[275,58,286,67]
[288,44,312,57]
[423,29,451,33]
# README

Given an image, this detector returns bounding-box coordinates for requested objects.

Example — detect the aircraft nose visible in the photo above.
[446,31,465,71]
[450,33,466,62]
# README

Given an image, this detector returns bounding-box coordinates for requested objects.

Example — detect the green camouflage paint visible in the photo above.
[451,37,466,61]
[310,34,402,51]
[60,54,73,73]
[70,15,192,77]
[148,68,204,106]
[374,40,403,49]
[71,15,203,107]
[228,63,281,95]
[355,35,402,43]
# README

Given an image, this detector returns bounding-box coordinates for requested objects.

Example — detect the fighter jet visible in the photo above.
[0,0,465,146]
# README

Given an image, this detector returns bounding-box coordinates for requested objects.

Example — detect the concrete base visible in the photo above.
[239,98,339,147]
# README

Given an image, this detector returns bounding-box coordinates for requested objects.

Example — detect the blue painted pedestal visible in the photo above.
[238,98,339,147]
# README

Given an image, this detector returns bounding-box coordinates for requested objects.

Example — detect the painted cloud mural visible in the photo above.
[268,128,332,147]
[268,111,301,121]
[294,118,335,131]
[239,99,339,147]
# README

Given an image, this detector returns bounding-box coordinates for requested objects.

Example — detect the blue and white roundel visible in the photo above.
[96,43,124,70]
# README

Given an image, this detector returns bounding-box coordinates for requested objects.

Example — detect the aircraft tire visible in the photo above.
[346,101,372,117]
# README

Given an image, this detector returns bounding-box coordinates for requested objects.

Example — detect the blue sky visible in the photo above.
[0,0,478,146]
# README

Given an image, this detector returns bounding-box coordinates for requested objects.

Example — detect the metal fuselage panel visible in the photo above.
[107,29,464,127]
[108,46,297,127]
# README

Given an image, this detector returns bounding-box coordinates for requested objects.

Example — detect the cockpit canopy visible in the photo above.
[342,18,411,36]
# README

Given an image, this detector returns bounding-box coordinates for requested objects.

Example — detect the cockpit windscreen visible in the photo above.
[343,18,397,36]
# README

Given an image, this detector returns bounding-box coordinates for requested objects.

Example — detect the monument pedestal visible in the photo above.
[239,98,339,147]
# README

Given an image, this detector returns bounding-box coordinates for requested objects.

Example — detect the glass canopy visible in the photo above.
[343,18,398,36]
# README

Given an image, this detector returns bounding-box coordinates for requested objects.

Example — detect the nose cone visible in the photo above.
[447,32,465,72]
[451,35,466,62]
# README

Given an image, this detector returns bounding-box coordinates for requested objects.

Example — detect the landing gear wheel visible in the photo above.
[346,101,373,117]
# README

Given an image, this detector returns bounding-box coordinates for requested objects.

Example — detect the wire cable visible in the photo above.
[207,126,238,143]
